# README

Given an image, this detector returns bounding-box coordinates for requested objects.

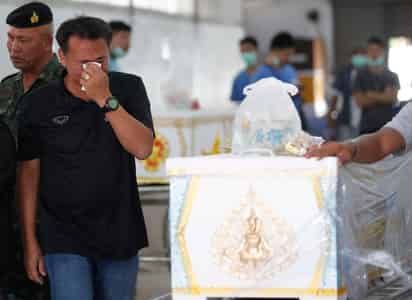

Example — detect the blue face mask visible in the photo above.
[351,54,368,68]
[241,52,257,67]
[111,47,126,59]
[368,56,385,67]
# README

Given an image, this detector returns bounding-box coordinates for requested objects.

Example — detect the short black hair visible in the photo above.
[270,32,295,50]
[351,46,366,55]
[109,21,131,33]
[56,16,112,53]
[240,36,258,48]
[368,36,385,48]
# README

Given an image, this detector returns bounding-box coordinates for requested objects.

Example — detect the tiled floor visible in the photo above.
[136,262,171,300]
[135,261,412,300]
[138,186,171,300]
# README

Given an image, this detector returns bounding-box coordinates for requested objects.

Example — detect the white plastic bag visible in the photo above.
[231,77,302,155]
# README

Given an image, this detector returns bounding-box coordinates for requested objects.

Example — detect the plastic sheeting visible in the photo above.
[168,156,346,299]
[165,150,412,300]
[162,77,412,299]
[229,77,412,299]
[339,151,412,299]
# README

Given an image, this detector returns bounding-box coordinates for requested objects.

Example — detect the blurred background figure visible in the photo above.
[230,36,259,103]
[327,46,367,140]
[353,37,400,135]
[109,20,131,72]
[253,31,298,85]
[252,31,306,130]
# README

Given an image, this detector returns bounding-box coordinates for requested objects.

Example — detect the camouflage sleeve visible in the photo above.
[0,83,13,115]
[0,80,17,138]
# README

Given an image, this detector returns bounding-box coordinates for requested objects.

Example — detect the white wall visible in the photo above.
[243,0,334,71]
[198,0,243,25]
[0,0,244,111]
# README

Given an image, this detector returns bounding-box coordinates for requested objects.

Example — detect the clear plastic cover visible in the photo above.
[228,78,412,299]
[338,154,412,299]
[166,154,412,300]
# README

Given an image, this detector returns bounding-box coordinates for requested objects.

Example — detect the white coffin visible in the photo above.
[167,155,347,300]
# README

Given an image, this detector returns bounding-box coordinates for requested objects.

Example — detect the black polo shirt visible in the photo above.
[0,120,16,278]
[18,72,153,259]
[353,68,400,134]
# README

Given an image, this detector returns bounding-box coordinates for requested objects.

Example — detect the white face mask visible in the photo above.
[272,56,280,67]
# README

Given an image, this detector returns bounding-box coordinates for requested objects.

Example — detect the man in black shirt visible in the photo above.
[17,16,154,300]
[353,37,400,134]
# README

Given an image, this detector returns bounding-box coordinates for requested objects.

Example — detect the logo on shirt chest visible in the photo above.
[52,115,70,126]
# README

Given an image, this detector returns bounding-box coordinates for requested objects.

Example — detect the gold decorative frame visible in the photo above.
[173,172,346,297]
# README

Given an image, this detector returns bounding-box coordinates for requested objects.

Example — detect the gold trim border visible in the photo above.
[137,177,169,185]
[312,175,325,209]
[168,167,329,178]
[172,287,347,297]
[177,176,201,293]
[309,175,326,290]
[154,116,234,128]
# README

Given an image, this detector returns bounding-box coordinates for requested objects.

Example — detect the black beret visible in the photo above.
[6,2,53,28]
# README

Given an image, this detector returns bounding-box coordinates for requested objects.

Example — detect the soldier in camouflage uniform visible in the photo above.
[0,58,62,140]
[0,2,63,141]
[0,2,62,299]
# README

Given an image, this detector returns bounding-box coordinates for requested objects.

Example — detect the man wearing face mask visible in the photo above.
[108,21,131,72]
[327,47,367,140]
[353,37,400,135]
[0,2,62,140]
[230,36,259,103]
[252,32,306,130]
[253,32,298,85]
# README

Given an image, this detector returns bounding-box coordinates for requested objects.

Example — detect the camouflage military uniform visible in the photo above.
[0,55,62,141]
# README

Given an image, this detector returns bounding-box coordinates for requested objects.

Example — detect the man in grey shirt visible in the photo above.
[305,101,412,164]
[353,37,400,134]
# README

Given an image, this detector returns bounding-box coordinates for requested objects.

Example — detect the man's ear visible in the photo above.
[43,35,53,52]
[58,48,66,67]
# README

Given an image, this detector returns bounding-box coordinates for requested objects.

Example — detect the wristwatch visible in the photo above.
[101,96,120,113]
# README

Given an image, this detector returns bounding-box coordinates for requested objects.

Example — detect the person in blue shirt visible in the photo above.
[253,32,298,85]
[109,21,131,72]
[252,32,307,130]
[230,36,260,103]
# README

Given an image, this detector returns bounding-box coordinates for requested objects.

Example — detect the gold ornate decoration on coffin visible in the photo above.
[201,133,221,155]
[142,133,170,172]
[211,187,298,281]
